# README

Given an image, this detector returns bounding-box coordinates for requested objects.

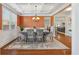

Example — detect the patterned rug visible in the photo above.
[4,38,69,49]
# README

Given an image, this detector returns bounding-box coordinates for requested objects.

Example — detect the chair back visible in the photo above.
[36,29,43,36]
[36,29,43,42]
[27,29,34,42]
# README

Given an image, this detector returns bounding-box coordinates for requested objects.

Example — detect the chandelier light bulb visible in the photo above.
[32,5,40,22]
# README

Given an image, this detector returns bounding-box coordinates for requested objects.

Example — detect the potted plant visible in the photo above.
[19,25,24,31]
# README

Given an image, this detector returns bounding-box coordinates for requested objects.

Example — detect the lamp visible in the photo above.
[32,5,40,22]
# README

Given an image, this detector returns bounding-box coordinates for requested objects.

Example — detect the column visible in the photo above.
[72,3,79,55]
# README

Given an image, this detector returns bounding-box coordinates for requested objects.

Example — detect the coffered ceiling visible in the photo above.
[2,3,71,16]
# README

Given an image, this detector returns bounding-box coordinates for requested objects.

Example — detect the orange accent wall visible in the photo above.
[20,16,45,28]
[17,15,20,26]
[50,16,54,26]
[0,4,2,30]
[20,16,24,26]
[18,16,54,28]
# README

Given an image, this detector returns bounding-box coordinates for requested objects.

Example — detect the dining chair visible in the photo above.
[21,32,27,42]
[27,29,35,42]
[36,29,43,42]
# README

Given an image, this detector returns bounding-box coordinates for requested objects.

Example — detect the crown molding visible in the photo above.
[50,4,71,16]
[2,3,22,15]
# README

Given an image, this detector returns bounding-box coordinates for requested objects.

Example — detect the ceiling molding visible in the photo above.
[16,3,64,16]
[2,3,22,15]
[50,4,71,16]
[20,13,50,16]
[2,3,71,16]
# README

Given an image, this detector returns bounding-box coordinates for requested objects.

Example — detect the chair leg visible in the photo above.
[52,36,53,41]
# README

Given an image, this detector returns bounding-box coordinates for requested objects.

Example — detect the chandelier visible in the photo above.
[32,5,40,22]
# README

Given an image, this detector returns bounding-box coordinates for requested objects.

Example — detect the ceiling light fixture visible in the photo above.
[66,7,72,11]
[32,5,40,22]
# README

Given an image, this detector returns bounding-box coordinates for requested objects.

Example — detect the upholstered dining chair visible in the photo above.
[36,29,43,42]
[27,29,35,42]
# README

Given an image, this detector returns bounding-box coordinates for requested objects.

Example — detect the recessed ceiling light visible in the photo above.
[66,7,72,11]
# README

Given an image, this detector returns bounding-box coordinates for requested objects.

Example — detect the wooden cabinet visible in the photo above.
[57,31,71,48]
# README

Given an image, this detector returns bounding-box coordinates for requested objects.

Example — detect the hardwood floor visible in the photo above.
[0,32,71,55]
[1,49,71,55]
[0,48,1,54]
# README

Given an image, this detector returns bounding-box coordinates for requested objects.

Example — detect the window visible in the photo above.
[2,6,17,31]
[44,16,50,28]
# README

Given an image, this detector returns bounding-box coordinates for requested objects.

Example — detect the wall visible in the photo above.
[0,4,2,30]
[19,16,24,26]
[51,16,54,26]
[19,16,54,28]
[20,16,44,28]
